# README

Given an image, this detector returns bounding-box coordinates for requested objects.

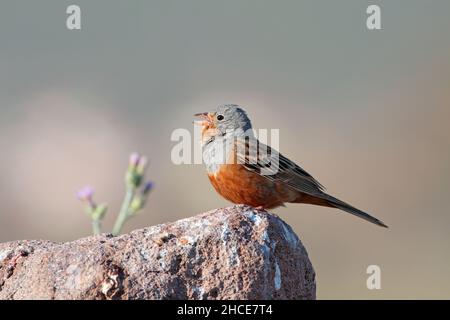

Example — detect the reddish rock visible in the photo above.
[0,205,316,300]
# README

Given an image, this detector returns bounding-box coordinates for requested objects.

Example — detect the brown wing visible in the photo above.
[235,139,325,197]
[234,138,388,227]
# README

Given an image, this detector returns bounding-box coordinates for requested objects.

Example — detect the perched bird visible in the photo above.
[194,104,388,228]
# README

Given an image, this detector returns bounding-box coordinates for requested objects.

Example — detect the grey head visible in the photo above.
[214,104,252,134]
[194,104,253,173]
[194,104,252,137]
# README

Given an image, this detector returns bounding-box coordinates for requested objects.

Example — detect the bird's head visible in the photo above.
[194,104,252,141]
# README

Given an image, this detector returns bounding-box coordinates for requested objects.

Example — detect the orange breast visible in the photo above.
[208,163,297,209]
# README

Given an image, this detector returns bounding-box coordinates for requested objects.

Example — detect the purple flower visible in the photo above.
[76,186,96,208]
[129,152,140,167]
[76,186,94,201]
[143,181,154,195]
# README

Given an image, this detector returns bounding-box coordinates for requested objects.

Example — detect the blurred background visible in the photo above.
[1,0,449,299]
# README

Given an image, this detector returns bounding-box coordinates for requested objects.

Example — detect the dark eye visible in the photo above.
[217,114,224,121]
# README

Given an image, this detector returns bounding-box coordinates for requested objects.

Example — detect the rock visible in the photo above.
[0,205,316,300]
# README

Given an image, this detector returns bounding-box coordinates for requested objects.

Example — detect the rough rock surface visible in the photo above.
[0,205,316,300]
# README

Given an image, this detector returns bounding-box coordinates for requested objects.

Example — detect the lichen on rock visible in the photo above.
[0,205,316,300]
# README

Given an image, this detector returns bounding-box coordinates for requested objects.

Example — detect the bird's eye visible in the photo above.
[217,114,224,121]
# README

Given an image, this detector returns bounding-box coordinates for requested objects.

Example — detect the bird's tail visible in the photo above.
[321,193,388,228]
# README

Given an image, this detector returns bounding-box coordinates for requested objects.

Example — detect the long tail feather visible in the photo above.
[322,194,388,228]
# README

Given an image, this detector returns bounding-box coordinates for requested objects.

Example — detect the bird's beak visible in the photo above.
[193,112,214,126]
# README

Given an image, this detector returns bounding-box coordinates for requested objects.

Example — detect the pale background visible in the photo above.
[1,1,449,299]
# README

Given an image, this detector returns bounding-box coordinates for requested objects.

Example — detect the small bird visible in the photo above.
[194,104,388,228]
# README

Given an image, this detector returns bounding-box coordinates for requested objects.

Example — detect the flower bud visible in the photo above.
[129,152,140,168]
[143,181,154,195]
[130,197,144,212]
[76,186,96,208]
[137,156,148,175]
[76,186,94,201]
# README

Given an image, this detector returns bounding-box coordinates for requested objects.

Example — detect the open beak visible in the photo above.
[193,112,214,126]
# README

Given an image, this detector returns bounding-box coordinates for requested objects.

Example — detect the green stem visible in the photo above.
[112,188,134,236]
[92,219,101,235]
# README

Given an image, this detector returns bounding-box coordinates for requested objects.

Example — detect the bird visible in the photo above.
[194,104,388,228]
